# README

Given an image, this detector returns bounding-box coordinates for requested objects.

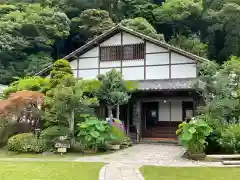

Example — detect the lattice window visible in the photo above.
[100,43,144,61]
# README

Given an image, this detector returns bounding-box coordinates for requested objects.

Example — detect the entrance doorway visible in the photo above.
[142,101,178,139]
[143,102,159,129]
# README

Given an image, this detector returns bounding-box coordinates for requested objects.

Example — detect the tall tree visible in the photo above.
[71,9,115,41]
[202,0,240,62]
[121,17,165,41]
[169,34,208,58]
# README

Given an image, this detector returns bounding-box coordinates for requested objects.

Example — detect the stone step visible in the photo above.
[206,154,240,161]
[141,138,179,145]
[222,160,240,165]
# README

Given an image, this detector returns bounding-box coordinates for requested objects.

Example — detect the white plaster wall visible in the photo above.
[158,101,170,122]
[171,64,197,78]
[122,32,143,45]
[146,53,169,65]
[100,33,121,46]
[80,47,99,58]
[78,69,98,79]
[70,59,78,69]
[122,60,144,67]
[146,42,168,53]
[79,58,98,69]
[100,68,121,75]
[146,66,169,79]
[72,70,78,78]
[122,67,144,80]
[171,52,195,64]
[100,61,121,68]
[171,100,182,122]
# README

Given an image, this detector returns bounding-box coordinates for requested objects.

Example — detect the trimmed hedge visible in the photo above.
[7,133,47,153]
[0,120,16,148]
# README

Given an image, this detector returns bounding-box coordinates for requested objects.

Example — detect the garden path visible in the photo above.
[74,144,226,180]
[0,144,235,180]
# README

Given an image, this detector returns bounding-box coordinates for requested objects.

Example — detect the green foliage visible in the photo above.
[198,56,240,122]
[177,117,212,153]
[97,69,135,117]
[218,124,240,154]
[77,117,111,151]
[40,126,69,147]
[109,125,125,145]
[121,17,164,41]
[1,0,240,84]
[203,0,240,61]
[7,133,47,153]
[121,0,158,24]
[3,76,50,98]
[24,52,53,76]
[154,0,202,23]
[71,9,115,40]
[0,3,70,84]
[120,136,133,149]
[169,34,208,58]
[0,119,16,147]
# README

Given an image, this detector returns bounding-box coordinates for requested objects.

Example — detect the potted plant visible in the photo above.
[107,125,125,150]
[108,137,121,150]
[177,116,212,160]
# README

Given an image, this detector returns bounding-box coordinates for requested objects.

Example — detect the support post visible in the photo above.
[126,103,130,135]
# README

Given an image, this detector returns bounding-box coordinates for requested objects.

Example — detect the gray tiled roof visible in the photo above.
[137,78,199,91]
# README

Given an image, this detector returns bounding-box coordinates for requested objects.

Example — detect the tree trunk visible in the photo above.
[116,105,120,119]
[107,106,113,118]
[69,110,75,146]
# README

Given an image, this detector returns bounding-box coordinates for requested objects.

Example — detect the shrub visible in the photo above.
[109,125,126,145]
[177,117,212,154]
[7,133,47,153]
[0,119,16,147]
[218,124,240,154]
[40,126,69,148]
[120,136,133,149]
[77,117,111,151]
[40,126,69,141]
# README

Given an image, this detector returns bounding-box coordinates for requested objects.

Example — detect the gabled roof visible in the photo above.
[35,24,208,76]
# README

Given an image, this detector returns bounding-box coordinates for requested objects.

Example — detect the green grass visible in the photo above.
[0,162,104,180]
[0,148,110,159]
[140,166,240,180]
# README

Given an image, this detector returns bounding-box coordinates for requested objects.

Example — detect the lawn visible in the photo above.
[140,166,240,180]
[0,161,104,180]
[0,148,111,159]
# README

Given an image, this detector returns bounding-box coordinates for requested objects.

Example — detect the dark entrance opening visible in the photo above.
[142,102,159,129]
[182,101,194,121]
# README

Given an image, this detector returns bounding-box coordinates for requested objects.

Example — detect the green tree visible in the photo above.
[71,9,115,41]
[202,0,240,62]
[121,17,165,41]
[169,34,208,58]
[97,69,136,119]
[24,52,53,76]
[198,56,240,123]
[44,80,98,145]
[121,0,158,24]
[49,59,73,89]
[153,0,203,40]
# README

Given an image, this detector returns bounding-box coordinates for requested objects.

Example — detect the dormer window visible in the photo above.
[100,43,144,61]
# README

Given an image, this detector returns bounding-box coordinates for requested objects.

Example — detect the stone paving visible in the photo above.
[0,144,236,180]
[73,144,227,180]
